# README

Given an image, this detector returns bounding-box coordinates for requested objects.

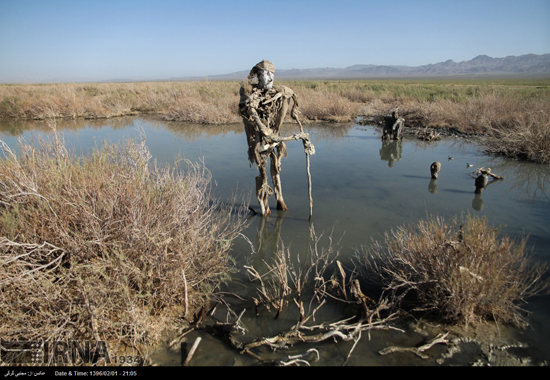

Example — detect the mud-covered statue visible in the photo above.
[430,161,441,179]
[470,167,503,194]
[470,168,504,194]
[382,110,404,140]
[239,60,314,217]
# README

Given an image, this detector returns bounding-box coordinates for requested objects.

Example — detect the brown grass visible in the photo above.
[358,214,549,328]
[0,127,248,363]
[1,79,549,162]
[481,108,550,163]
[0,82,242,123]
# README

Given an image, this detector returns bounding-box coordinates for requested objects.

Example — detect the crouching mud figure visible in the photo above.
[382,110,404,140]
[470,167,504,194]
[239,60,314,217]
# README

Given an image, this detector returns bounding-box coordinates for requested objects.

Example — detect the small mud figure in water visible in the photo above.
[470,167,504,194]
[239,60,313,216]
[475,171,489,194]
[430,161,441,179]
[428,161,441,194]
[382,110,404,140]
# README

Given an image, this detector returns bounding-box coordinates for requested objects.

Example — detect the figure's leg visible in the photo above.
[270,150,288,211]
[382,125,389,140]
[256,156,272,216]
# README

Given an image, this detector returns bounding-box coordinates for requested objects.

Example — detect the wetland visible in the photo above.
[1,115,549,366]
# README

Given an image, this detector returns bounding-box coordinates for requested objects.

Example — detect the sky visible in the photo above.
[0,0,549,83]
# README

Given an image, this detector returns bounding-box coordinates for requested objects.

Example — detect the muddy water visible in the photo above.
[1,116,549,366]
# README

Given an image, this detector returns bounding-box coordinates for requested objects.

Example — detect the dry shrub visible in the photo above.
[163,96,239,124]
[0,128,247,362]
[295,89,360,122]
[482,107,550,164]
[358,214,549,328]
[245,227,341,319]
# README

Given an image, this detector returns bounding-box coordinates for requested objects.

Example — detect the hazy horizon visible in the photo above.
[1,0,549,84]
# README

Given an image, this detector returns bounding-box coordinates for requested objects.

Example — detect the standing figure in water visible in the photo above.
[239,60,311,216]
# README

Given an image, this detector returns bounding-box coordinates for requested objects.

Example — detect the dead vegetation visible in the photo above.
[357,214,549,329]
[172,227,402,366]
[0,82,241,123]
[2,79,549,162]
[481,109,550,163]
[173,215,549,366]
[0,126,248,363]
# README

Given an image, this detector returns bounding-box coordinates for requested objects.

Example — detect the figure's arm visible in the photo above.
[391,118,403,131]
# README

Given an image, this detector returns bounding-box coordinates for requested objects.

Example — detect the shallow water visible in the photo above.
[1,116,549,366]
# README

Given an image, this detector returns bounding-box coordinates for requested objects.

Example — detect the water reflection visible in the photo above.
[472,193,485,211]
[379,140,402,168]
[0,116,139,136]
[428,178,439,194]
[252,210,286,263]
[308,123,354,143]
[487,157,550,202]
[162,120,243,142]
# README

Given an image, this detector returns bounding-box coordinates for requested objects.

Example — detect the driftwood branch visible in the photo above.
[241,297,402,355]
[378,332,452,359]
[183,337,202,366]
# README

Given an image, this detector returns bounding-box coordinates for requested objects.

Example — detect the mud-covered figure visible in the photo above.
[469,167,504,194]
[474,172,489,194]
[382,110,404,140]
[430,161,441,179]
[428,161,441,194]
[239,60,314,216]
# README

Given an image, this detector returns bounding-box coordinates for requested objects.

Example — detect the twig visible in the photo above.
[183,337,202,366]
[182,268,188,318]
[292,114,314,220]
[277,349,319,366]
[350,331,364,365]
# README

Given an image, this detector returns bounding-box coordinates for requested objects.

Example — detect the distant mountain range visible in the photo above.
[196,54,550,80]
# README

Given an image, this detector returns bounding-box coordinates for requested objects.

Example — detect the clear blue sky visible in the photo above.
[1,0,548,83]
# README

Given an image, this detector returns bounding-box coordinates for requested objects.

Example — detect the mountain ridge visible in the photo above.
[197,53,550,81]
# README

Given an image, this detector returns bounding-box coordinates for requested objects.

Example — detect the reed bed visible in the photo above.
[0,82,242,123]
[1,79,549,162]
[0,128,248,363]
[358,214,549,328]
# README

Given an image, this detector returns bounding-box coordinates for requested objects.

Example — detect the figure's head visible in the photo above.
[258,69,274,90]
[249,60,275,90]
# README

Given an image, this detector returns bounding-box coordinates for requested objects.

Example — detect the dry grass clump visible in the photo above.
[358,214,549,328]
[481,107,550,164]
[162,83,240,124]
[293,89,361,123]
[288,81,368,122]
[0,128,247,362]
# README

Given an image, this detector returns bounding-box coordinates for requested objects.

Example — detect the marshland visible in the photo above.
[1,79,549,366]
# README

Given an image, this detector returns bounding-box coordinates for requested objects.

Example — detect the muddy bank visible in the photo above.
[358,114,482,139]
[150,314,548,366]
